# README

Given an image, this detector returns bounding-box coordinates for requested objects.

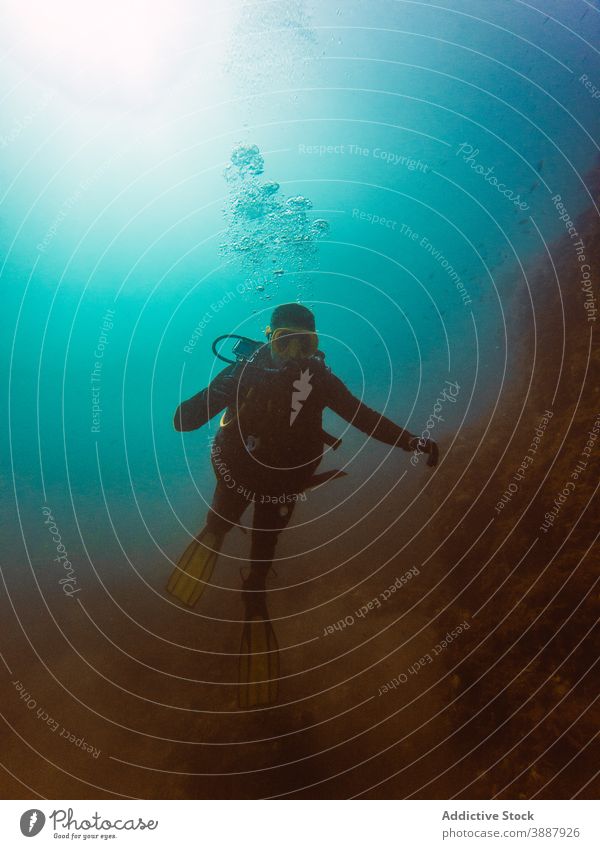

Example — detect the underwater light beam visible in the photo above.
[1,0,200,104]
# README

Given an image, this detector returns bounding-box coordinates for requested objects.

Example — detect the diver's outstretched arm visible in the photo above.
[173,364,238,431]
[325,371,438,465]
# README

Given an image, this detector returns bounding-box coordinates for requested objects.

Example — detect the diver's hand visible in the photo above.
[407,435,439,467]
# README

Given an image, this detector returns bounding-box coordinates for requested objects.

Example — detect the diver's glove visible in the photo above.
[407,435,439,467]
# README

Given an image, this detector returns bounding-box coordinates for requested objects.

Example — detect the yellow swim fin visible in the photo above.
[238,595,280,708]
[166,529,221,607]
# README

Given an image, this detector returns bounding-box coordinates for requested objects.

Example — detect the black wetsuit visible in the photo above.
[174,347,413,576]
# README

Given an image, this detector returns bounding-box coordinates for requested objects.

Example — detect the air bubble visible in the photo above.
[220,143,328,302]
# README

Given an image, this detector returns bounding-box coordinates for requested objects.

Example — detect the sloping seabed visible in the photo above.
[412,162,600,800]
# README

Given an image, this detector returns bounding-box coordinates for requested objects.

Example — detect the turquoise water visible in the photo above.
[3,1,600,599]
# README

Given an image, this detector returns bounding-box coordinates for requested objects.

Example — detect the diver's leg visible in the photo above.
[245,499,296,592]
[168,482,250,606]
[205,480,249,538]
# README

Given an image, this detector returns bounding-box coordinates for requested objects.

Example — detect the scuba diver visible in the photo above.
[167,303,438,707]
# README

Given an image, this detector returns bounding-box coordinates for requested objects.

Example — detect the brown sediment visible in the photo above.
[418,163,600,799]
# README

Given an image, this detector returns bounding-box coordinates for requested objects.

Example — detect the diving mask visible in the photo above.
[268,326,319,361]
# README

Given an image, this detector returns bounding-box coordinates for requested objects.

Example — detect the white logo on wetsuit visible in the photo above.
[290,368,313,425]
